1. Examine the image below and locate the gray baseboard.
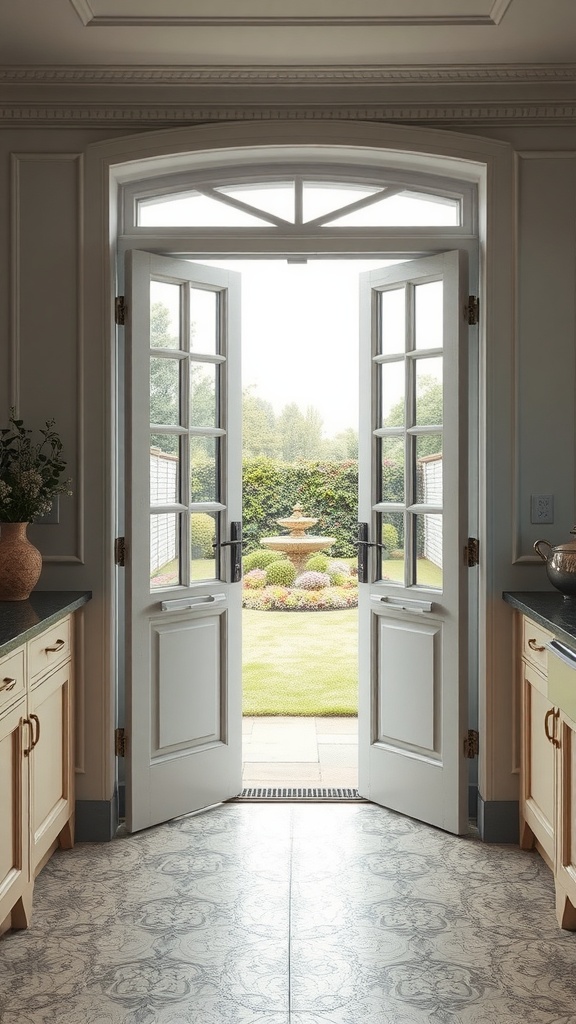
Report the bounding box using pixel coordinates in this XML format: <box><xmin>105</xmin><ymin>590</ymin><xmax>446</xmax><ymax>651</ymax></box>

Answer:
<box><xmin>75</xmin><ymin>796</ymin><xmax>119</xmax><ymax>842</ymax></box>
<box><xmin>468</xmin><ymin>783</ymin><xmax>478</xmax><ymax>819</ymax></box>
<box><xmin>477</xmin><ymin>796</ymin><xmax>519</xmax><ymax>844</ymax></box>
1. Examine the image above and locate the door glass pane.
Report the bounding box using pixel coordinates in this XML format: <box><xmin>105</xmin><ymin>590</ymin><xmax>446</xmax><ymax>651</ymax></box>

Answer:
<box><xmin>415</xmin><ymin>513</ymin><xmax>443</xmax><ymax>589</ymax></box>
<box><xmin>150</xmin><ymin>282</ymin><xmax>180</xmax><ymax>349</ymax></box>
<box><xmin>415</xmin><ymin>357</ymin><xmax>443</xmax><ymax>427</ymax></box>
<box><xmin>150</xmin><ymin>434</ymin><xmax>179</xmax><ymax>506</ymax></box>
<box><xmin>381</xmin><ymin>437</ymin><xmax>404</xmax><ymax>503</ymax></box>
<box><xmin>380</xmin><ymin>360</ymin><xmax>405</xmax><ymax>427</ymax></box>
<box><xmin>150</xmin><ymin>357</ymin><xmax>180</xmax><ymax>425</ymax></box>
<box><xmin>190</xmin><ymin>288</ymin><xmax>218</xmax><ymax>356</ymax></box>
<box><xmin>380</xmin><ymin>511</ymin><xmax>404</xmax><ymax>583</ymax></box>
<box><xmin>190</xmin><ymin>362</ymin><xmax>217</xmax><ymax>428</ymax></box>
<box><xmin>191</xmin><ymin>512</ymin><xmax>218</xmax><ymax>581</ymax></box>
<box><xmin>416</xmin><ymin>435</ymin><xmax>443</xmax><ymax>506</ymax></box>
<box><xmin>415</xmin><ymin>281</ymin><xmax>443</xmax><ymax>350</ymax></box>
<box><xmin>190</xmin><ymin>437</ymin><xmax>218</xmax><ymax>504</ymax></box>
<box><xmin>379</xmin><ymin>289</ymin><xmax>405</xmax><ymax>356</ymax></box>
<box><xmin>150</xmin><ymin>513</ymin><xmax>180</xmax><ymax>589</ymax></box>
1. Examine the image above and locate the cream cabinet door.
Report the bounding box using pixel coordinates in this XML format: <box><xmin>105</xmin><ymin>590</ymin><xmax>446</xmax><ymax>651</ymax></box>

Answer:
<box><xmin>555</xmin><ymin>712</ymin><xmax>576</xmax><ymax>929</ymax></box>
<box><xmin>520</xmin><ymin>660</ymin><xmax>557</xmax><ymax>865</ymax></box>
<box><xmin>29</xmin><ymin>661</ymin><xmax>74</xmax><ymax>873</ymax></box>
<box><xmin>0</xmin><ymin>700</ymin><xmax>31</xmax><ymax>931</ymax></box>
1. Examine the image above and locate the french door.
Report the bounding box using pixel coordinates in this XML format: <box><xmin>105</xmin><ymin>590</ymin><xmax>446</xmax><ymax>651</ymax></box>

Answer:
<box><xmin>357</xmin><ymin>252</ymin><xmax>470</xmax><ymax>834</ymax></box>
<box><xmin>124</xmin><ymin>251</ymin><xmax>242</xmax><ymax>833</ymax></box>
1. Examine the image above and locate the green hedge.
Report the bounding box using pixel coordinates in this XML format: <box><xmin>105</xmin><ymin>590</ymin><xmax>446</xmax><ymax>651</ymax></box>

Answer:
<box><xmin>242</xmin><ymin>457</ymin><xmax>360</xmax><ymax>557</ymax></box>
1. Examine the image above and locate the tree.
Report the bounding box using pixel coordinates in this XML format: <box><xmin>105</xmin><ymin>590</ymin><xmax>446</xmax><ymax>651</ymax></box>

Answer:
<box><xmin>384</xmin><ymin>375</ymin><xmax>443</xmax><ymax>458</ymax></box>
<box><xmin>277</xmin><ymin>403</ymin><xmax>324</xmax><ymax>461</ymax></box>
<box><xmin>242</xmin><ymin>388</ymin><xmax>281</xmax><ymax>458</ymax></box>
<box><xmin>320</xmin><ymin>427</ymin><xmax>358</xmax><ymax>460</ymax></box>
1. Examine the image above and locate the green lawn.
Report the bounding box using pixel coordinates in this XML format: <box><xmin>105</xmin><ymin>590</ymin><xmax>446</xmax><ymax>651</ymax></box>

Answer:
<box><xmin>242</xmin><ymin>607</ymin><xmax>358</xmax><ymax>716</ymax></box>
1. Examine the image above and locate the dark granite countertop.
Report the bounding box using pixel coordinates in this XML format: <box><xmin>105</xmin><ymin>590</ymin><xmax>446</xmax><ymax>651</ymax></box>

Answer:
<box><xmin>0</xmin><ymin>591</ymin><xmax>92</xmax><ymax>657</ymax></box>
<box><xmin>503</xmin><ymin>591</ymin><xmax>576</xmax><ymax>649</ymax></box>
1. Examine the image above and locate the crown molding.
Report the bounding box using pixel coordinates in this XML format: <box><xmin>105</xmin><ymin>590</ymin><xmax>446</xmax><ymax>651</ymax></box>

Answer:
<box><xmin>1</xmin><ymin>102</ymin><xmax>575</xmax><ymax>126</ymax></box>
<box><xmin>1</xmin><ymin>62</ymin><xmax>576</xmax><ymax>87</ymax></box>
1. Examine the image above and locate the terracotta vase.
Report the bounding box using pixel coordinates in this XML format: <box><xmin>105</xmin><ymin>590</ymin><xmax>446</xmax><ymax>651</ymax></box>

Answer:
<box><xmin>0</xmin><ymin>522</ymin><xmax>43</xmax><ymax>601</ymax></box>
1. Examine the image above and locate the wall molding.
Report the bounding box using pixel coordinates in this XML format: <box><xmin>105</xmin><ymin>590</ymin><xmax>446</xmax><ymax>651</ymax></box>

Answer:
<box><xmin>2</xmin><ymin>102</ymin><xmax>576</xmax><ymax>127</ymax></box>
<box><xmin>1</xmin><ymin>61</ymin><xmax>575</xmax><ymax>86</ymax></box>
<box><xmin>10</xmin><ymin>152</ymin><xmax>85</xmax><ymax>565</ymax></box>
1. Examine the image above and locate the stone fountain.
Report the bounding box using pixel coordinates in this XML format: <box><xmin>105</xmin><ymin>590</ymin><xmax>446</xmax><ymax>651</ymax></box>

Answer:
<box><xmin>260</xmin><ymin>504</ymin><xmax>335</xmax><ymax>574</ymax></box>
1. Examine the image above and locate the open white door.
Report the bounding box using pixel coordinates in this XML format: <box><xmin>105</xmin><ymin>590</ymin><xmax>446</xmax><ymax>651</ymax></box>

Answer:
<box><xmin>124</xmin><ymin>251</ymin><xmax>242</xmax><ymax>833</ymax></box>
<box><xmin>358</xmin><ymin>252</ymin><xmax>470</xmax><ymax>834</ymax></box>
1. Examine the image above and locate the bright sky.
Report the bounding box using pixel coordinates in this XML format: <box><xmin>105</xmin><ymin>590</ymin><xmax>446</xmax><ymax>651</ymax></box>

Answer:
<box><xmin>204</xmin><ymin>258</ymin><xmax>395</xmax><ymax>436</ymax></box>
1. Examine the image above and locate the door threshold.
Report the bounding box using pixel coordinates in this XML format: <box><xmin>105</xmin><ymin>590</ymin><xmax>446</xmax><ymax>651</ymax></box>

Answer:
<box><xmin>232</xmin><ymin>787</ymin><xmax>367</xmax><ymax>802</ymax></box>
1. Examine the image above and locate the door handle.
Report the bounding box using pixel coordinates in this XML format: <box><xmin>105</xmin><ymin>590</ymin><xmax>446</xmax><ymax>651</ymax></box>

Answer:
<box><xmin>23</xmin><ymin>717</ymin><xmax>34</xmax><ymax>757</ymax></box>
<box><xmin>30</xmin><ymin>713</ymin><xmax>41</xmax><ymax>751</ymax></box>
<box><xmin>161</xmin><ymin>593</ymin><xmax>226</xmax><ymax>612</ymax></box>
<box><xmin>212</xmin><ymin>521</ymin><xmax>245</xmax><ymax>583</ymax></box>
<box><xmin>544</xmin><ymin>707</ymin><xmax>560</xmax><ymax>747</ymax></box>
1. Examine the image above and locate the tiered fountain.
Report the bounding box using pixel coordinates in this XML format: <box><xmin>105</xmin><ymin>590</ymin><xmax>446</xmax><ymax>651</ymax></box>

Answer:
<box><xmin>260</xmin><ymin>504</ymin><xmax>335</xmax><ymax>574</ymax></box>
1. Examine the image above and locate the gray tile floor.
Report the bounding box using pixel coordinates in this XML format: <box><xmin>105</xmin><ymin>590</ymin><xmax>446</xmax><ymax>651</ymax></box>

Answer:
<box><xmin>2</xmin><ymin>803</ymin><xmax>576</xmax><ymax>1023</ymax></box>
<box><xmin>242</xmin><ymin>717</ymin><xmax>358</xmax><ymax>789</ymax></box>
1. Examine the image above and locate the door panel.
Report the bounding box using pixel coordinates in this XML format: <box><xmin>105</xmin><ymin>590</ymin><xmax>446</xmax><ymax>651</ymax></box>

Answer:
<box><xmin>358</xmin><ymin>251</ymin><xmax>469</xmax><ymax>835</ymax></box>
<box><xmin>125</xmin><ymin>251</ymin><xmax>242</xmax><ymax>833</ymax></box>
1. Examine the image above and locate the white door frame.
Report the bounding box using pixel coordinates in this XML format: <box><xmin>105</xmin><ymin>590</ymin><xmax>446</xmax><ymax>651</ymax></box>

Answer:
<box><xmin>83</xmin><ymin>121</ymin><xmax>516</xmax><ymax>835</ymax></box>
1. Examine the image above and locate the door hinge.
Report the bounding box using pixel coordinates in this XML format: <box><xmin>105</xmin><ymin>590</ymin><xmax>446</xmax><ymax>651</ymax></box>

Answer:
<box><xmin>464</xmin><ymin>729</ymin><xmax>479</xmax><ymax>759</ymax></box>
<box><xmin>114</xmin><ymin>536</ymin><xmax>126</xmax><ymax>567</ymax></box>
<box><xmin>464</xmin><ymin>537</ymin><xmax>479</xmax><ymax>567</ymax></box>
<box><xmin>115</xmin><ymin>727</ymin><xmax>127</xmax><ymax>758</ymax></box>
<box><xmin>115</xmin><ymin>295</ymin><xmax>127</xmax><ymax>326</ymax></box>
<box><xmin>466</xmin><ymin>295</ymin><xmax>479</xmax><ymax>326</ymax></box>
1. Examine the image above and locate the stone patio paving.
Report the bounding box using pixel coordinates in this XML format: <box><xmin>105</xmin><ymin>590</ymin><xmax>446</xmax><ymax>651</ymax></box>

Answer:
<box><xmin>242</xmin><ymin>715</ymin><xmax>358</xmax><ymax>789</ymax></box>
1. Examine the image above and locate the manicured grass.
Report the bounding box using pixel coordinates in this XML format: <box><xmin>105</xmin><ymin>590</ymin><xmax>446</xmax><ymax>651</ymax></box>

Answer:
<box><xmin>242</xmin><ymin>607</ymin><xmax>358</xmax><ymax>716</ymax></box>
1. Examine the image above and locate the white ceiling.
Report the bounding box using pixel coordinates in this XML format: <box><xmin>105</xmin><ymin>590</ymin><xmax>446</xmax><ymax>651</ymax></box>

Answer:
<box><xmin>0</xmin><ymin>0</ymin><xmax>575</xmax><ymax>67</ymax></box>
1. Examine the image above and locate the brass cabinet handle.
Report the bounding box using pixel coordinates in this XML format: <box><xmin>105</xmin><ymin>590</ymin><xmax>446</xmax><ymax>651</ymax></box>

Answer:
<box><xmin>23</xmin><ymin>717</ymin><xmax>33</xmax><ymax>757</ymax></box>
<box><xmin>544</xmin><ymin>707</ymin><xmax>560</xmax><ymax>747</ymax></box>
<box><xmin>528</xmin><ymin>638</ymin><xmax>545</xmax><ymax>653</ymax></box>
<box><xmin>0</xmin><ymin>677</ymin><xmax>17</xmax><ymax>691</ymax></box>
<box><xmin>30</xmin><ymin>713</ymin><xmax>41</xmax><ymax>751</ymax></box>
<box><xmin>45</xmin><ymin>639</ymin><xmax>65</xmax><ymax>653</ymax></box>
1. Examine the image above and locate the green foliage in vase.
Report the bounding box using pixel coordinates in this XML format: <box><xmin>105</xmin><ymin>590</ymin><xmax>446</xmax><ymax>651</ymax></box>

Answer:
<box><xmin>0</xmin><ymin>411</ymin><xmax>72</xmax><ymax>523</ymax></box>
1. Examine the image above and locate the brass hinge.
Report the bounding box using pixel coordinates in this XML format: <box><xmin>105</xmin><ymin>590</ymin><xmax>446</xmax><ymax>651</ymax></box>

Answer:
<box><xmin>464</xmin><ymin>729</ymin><xmax>479</xmax><ymax>759</ymax></box>
<box><xmin>464</xmin><ymin>537</ymin><xmax>479</xmax><ymax>567</ymax></box>
<box><xmin>466</xmin><ymin>295</ymin><xmax>479</xmax><ymax>326</ymax></box>
<box><xmin>114</xmin><ymin>536</ymin><xmax>126</xmax><ymax>567</ymax></box>
<box><xmin>115</xmin><ymin>727</ymin><xmax>127</xmax><ymax>758</ymax></box>
<box><xmin>115</xmin><ymin>295</ymin><xmax>127</xmax><ymax>326</ymax></box>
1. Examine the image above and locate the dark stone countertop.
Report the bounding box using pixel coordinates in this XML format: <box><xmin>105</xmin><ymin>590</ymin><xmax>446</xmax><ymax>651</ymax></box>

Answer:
<box><xmin>503</xmin><ymin>591</ymin><xmax>576</xmax><ymax>649</ymax></box>
<box><xmin>0</xmin><ymin>591</ymin><xmax>92</xmax><ymax>657</ymax></box>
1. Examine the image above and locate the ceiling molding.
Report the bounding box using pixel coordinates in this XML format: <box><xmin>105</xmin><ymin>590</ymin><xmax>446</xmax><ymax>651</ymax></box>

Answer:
<box><xmin>1</xmin><ymin>62</ymin><xmax>575</xmax><ymax>86</ymax></box>
<box><xmin>69</xmin><ymin>0</ymin><xmax>513</xmax><ymax>28</ymax></box>
<box><xmin>1</xmin><ymin>101</ymin><xmax>575</xmax><ymax>127</ymax></box>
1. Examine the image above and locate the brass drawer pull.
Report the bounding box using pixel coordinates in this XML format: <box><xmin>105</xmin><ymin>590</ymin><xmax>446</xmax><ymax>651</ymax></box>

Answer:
<box><xmin>528</xmin><ymin>638</ymin><xmax>545</xmax><ymax>653</ymax></box>
<box><xmin>44</xmin><ymin>639</ymin><xmax>66</xmax><ymax>654</ymax></box>
<box><xmin>0</xmin><ymin>677</ymin><xmax>17</xmax><ymax>691</ymax></box>
<box><xmin>544</xmin><ymin>707</ymin><xmax>560</xmax><ymax>747</ymax></box>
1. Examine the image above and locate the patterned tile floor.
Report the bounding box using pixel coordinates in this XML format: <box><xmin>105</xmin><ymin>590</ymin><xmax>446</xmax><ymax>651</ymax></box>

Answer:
<box><xmin>242</xmin><ymin>717</ymin><xmax>358</xmax><ymax>789</ymax></box>
<box><xmin>2</xmin><ymin>803</ymin><xmax>576</xmax><ymax>1023</ymax></box>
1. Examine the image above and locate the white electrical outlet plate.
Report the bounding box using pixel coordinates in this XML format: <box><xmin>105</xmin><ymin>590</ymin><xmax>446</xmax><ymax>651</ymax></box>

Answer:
<box><xmin>531</xmin><ymin>494</ymin><xmax>554</xmax><ymax>525</ymax></box>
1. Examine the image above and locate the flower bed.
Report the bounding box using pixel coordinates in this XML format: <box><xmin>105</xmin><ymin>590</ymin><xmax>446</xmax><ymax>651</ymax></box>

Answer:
<box><xmin>242</xmin><ymin>584</ymin><xmax>358</xmax><ymax>611</ymax></box>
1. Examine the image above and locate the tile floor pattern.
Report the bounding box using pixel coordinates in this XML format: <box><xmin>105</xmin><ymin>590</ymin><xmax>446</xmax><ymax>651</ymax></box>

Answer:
<box><xmin>242</xmin><ymin>717</ymin><xmax>358</xmax><ymax>789</ymax></box>
<box><xmin>2</xmin><ymin>804</ymin><xmax>576</xmax><ymax>1023</ymax></box>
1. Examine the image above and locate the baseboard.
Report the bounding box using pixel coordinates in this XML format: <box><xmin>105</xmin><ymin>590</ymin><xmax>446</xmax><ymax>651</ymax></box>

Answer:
<box><xmin>477</xmin><ymin>796</ymin><xmax>519</xmax><ymax>844</ymax></box>
<box><xmin>468</xmin><ymin>783</ymin><xmax>478</xmax><ymax>819</ymax></box>
<box><xmin>75</xmin><ymin>796</ymin><xmax>119</xmax><ymax>842</ymax></box>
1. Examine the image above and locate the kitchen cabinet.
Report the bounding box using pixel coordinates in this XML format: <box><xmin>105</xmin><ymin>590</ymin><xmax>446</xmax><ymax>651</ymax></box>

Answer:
<box><xmin>0</xmin><ymin>594</ymin><xmax>89</xmax><ymax>936</ymax></box>
<box><xmin>516</xmin><ymin>609</ymin><xmax>576</xmax><ymax>929</ymax></box>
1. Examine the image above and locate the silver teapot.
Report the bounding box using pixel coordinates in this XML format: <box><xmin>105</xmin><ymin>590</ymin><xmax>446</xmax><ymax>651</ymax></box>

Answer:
<box><xmin>534</xmin><ymin>527</ymin><xmax>576</xmax><ymax>597</ymax></box>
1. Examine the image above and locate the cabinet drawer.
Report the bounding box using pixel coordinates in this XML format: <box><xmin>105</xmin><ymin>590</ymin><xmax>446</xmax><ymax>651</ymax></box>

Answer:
<box><xmin>0</xmin><ymin>648</ymin><xmax>25</xmax><ymax>714</ymax></box>
<box><xmin>522</xmin><ymin>616</ymin><xmax>553</xmax><ymax>675</ymax></box>
<box><xmin>28</xmin><ymin>617</ymin><xmax>71</xmax><ymax>683</ymax></box>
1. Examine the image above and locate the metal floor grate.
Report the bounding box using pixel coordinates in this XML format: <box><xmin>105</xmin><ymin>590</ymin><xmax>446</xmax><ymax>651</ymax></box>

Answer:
<box><xmin>233</xmin><ymin>787</ymin><xmax>366</xmax><ymax>802</ymax></box>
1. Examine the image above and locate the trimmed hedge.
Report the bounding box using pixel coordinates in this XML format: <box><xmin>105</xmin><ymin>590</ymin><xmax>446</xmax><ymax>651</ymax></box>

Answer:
<box><xmin>242</xmin><ymin>457</ymin><xmax>360</xmax><ymax>557</ymax></box>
